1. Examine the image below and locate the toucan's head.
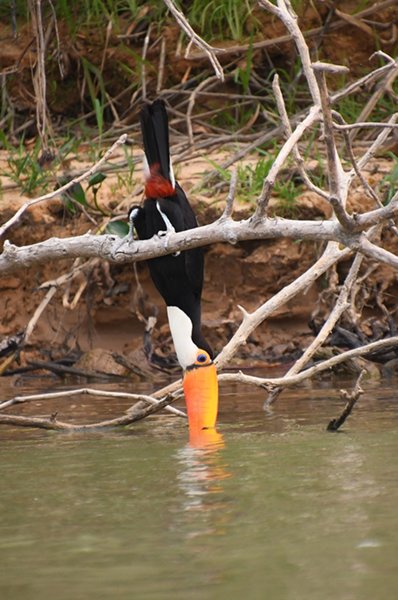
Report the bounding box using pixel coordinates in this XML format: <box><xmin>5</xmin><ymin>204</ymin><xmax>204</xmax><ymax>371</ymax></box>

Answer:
<box><xmin>167</xmin><ymin>306</ymin><xmax>218</xmax><ymax>432</ymax></box>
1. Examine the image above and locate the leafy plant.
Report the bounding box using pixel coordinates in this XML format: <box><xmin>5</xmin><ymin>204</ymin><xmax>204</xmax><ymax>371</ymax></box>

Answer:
<box><xmin>380</xmin><ymin>153</ymin><xmax>398</xmax><ymax>204</ymax></box>
<box><xmin>234</xmin><ymin>34</ymin><xmax>254</xmax><ymax>94</ymax></box>
<box><xmin>2</xmin><ymin>139</ymin><xmax>54</xmax><ymax>196</ymax></box>
<box><xmin>0</xmin><ymin>137</ymin><xmax>77</xmax><ymax>196</ymax></box>
<box><xmin>112</xmin><ymin>144</ymin><xmax>136</xmax><ymax>192</ymax></box>
<box><xmin>236</xmin><ymin>154</ymin><xmax>274</xmax><ymax>201</ymax></box>
<box><xmin>60</xmin><ymin>171</ymin><xmax>108</xmax><ymax>215</ymax></box>
<box><xmin>274</xmin><ymin>179</ymin><xmax>300</xmax><ymax>217</ymax></box>
<box><xmin>205</xmin><ymin>152</ymin><xmax>274</xmax><ymax>202</ymax></box>
<box><xmin>105</xmin><ymin>220</ymin><xmax>129</xmax><ymax>237</ymax></box>
<box><xmin>187</xmin><ymin>0</ymin><xmax>257</xmax><ymax>41</ymax></box>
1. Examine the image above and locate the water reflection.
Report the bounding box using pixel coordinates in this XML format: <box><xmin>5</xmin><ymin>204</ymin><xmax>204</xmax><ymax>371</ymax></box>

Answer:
<box><xmin>326</xmin><ymin>438</ymin><xmax>383</xmax><ymax>587</ymax></box>
<box><xmin>175</xmin><ymin>429</ymin><xmax>231</xmax><ymax>536</ymax></box>
<box><xmin>188</xmin><ymin>427</ymin><xmax>225</xmax><ymax>450</ymax></box>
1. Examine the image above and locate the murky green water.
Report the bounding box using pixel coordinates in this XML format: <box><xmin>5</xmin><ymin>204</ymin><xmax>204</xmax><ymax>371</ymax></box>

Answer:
<box><xmin>1</xmin><ymin>376</ymin><xmax>398</xmax><ymax>600</ymax></box>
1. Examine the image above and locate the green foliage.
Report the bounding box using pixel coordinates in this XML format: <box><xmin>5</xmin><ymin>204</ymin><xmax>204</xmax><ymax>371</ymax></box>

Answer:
<box><xmin>59</xmin><ymin>171</ymin><xmax>108</xmax><ymax>215</ymax></box>
<box><xmin>380</xmin><ymin>153</ymin><xmax>398</xmax><ymax>204</ymax></box>
<box><xmin>337</xmin><ymin>95</ymin><xmax>364</xmax><ymax>123</ymax></box>
<box><xmin>0</xmin><ymin>0</ymin><xmax>166</xmax><ymax>30</ymax></box>
<box><xmin>81</xmin><ymin>58</ymin><xmax>106</xmax><ymax>113</ymax></box>
<box><xmin>2</xmin><ymin>139</ymin><xmax>51</xmax><ymax>196</ymax></box>
<box><xmin>206</xmin><ymin>152</ymin><xmax>274</xmax><ymax>202</ymax></box>
<box><xmin>0</xmin><ymin>137</ymin><xmax>77</xmax><ymax>196</ymax></box>
<box><xmin>205</xmin><ymin>148</ymin><xmax>302</xmax><ymax>216</ymax></box>
<box><xmin>234</xmin><ymin>35</ymin><xmax>254</xmax><ymax>94</ymax></box>
<box><xmin>236</xmin><ymin>154</ymin><xmax>274</xmax><ymax>201</ymax></box>
<box><xmin>187</xmin><ymin>0</ymin><xmax>257</xmax><ymax>41</ymax></box>
<box><xmin>105</xmin><ymin>220</ymin><xmax>129</xmax><ymax>237</ymax></box>
<box><xmin>113</xmin><ymin>145</ymin><xmax>136</xmax><ymax>192</ymax></box>
<box><xmin>4</xmin><ymin>141</ymin><xmax>46</xmax><ymax>196</ymax></box>
<box><xmin>274</xmin><ymin>179</ymin><xmax>300</xmax><ymax>217</ymax></box>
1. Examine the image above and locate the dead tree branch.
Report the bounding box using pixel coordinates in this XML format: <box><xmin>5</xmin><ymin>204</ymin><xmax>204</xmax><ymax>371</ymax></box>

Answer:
<box><xmin>162</xmin><ymin>0</ymin><xmax>224</xmax><ymax>81</ymax></box>
<box><xmin>219</xmin><ymin>337</ymin><xmax>398</xmax><ymax>390</ymax></box>
<box><xmin>326</xmin><ymin>370</ymin><xmax>365</xmax><ymax>432</ymax></box>
<box><xmin>0</xmin><ymin>392</ymin><xmax>179</xmax><ymax>431</ymax></box>
<box><xmin>2</xmin><ymin>0</ymin><xmax>398</xmax><ymax>431</ymax></box>
<box><xmin>0</xmin><ymin>134</ymin><xmax>127</xmax><ymax>239</ymax></box>
<box><xmin>0</xmin><ymin>387</ymin><xmax>186</xmax><ymax>417</ymax></box>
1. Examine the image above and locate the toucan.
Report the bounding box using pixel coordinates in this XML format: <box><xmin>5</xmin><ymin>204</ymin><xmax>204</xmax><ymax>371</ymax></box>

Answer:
<box><xmin>129</xmin><ymin>99</ymin><xmax>218</xmax><ymax>433</ymax></box>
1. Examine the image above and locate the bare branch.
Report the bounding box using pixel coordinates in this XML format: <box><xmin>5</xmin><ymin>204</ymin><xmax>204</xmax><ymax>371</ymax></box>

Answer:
<box><xmin>141</xmin><ymin>22</ymin><xmax>152</xmax><ymax>100</ymax></box>
<box><xmin>0</xmin><ymin>218</ymin><xmax>342</xmax><ymax>276</ymax></box>
<box><xmin>259</xmin><ymin>0</ymin><xmax>321</xmax><ymax>105</ymax></box>
<box><xmin>219</xmin><ymin>337</ymin><xmax>398</xmax><ymax>389</ymax></box>
<box><xmin>355</xmin><ymin>236</ymin><xmax>398</xmax><ymax>269</ymax></box>
<box><xmin>312</xmin><ymin>61</ymin><xmax>353</xmax><ymax>228</ymax></box>
<box><xmin>220</xmin><ymin>168</ymin><xmax>237</xmax><ymax>221</ymax></box>
<box><xmin>348</xmin><ymin>63</ymin><xmax>398</xmax><ymax>142</ymax></box>
<box><xmin>216</xmin><ymin>243</ymin><xmax>351</xmax><ymax>369</ymax></box>
<box><xmin>0</xmin><ymin>393</ymin><xmax>179</xmax><ymax>431</ymax></box>
<box><xmin>326</xmin><ymin>370</ymin><xmax>365</xmax><ymax>431</ymax></box>
<box><xmin>186</xmin><ymin>75</ymin><xmax>219</xmax><ymax>145</ymax></box>
<box><xmin>272</xmin><ymin>73</ymin><xmax>328</xmax><ymax>199</ymax></box>
<box><xmin>0</xmin><ymin>387</ymin><xmax>186</xmax><ymax>417</ymax></box>
<box><xmin>162</xmin><ymin>0</ymin><xmax>224</xmax><ymax>81</ymax></box>
<box><xmin>254</xmin><ymin>105</ymin><xmax>321</xmax><ymax>219</ymax></box>
<box><xmin>265</xmin><ymin>252</ymin><xmax>365</xmax><ymax>405</ymax></box>
<box><xmin>0</xmin><ymin>134</ymin><xmax>128</xmax><ymax>239</ymax></box>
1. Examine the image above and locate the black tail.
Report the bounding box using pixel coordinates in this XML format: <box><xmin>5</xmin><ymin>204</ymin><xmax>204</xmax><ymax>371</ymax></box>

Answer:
<box><xmin>140</xmin><ymin>99</ymin><xmax>172</xmax><ymax>183</ymax></box>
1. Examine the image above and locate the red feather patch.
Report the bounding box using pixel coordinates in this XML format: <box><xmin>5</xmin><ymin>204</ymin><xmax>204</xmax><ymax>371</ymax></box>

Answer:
<box><xmin>144</xmin><ymin>164</ymin><xmax>175</xmax><ymax>198</ymax></box>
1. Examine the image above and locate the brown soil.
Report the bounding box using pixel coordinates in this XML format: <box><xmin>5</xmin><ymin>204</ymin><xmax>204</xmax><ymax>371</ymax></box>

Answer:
<box><xmin>1</xmin><ymin>150</ymin><xmax>397</xmax><ymax>378</ymax></box>
<box><xmin>1</xmin><ymin>3</ymin><xmax>398</xmax><ymax>378</ymax></box>
<box><xmin>1</xmin><ymin>2</ymin><xmax>397</xmax><ymax>131</ymax></box>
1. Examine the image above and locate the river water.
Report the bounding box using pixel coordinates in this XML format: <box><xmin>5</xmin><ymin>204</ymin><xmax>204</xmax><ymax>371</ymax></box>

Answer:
<box><xmin>0</xmin><ymin>374</ymin><xmax>398</xmax><ymax>600</ymax></box>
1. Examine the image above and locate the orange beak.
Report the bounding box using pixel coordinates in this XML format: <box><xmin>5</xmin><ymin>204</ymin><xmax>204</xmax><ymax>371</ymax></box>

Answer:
<box><xmin>183</xmin><ymin>363</ymin><xmax>218</xmax><ymax>432</ymax></box>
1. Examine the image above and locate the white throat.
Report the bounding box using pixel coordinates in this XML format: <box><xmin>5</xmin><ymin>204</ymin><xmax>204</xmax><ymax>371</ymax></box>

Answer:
<box><xmin>167</xmin><ymin>306</ymin><xmax>198</xmax><ymax>369</ymax></box>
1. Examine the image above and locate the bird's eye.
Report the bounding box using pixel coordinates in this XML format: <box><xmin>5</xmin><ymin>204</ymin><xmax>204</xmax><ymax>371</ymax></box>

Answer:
<box><xmin>195</xmin><ymin>351</ymin><xmax>211</xmax><ymax>365</ymax></box>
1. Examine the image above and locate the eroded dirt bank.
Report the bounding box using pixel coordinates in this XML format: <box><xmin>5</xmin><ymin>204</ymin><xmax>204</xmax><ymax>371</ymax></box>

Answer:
<box><xmin>1</xmin><ymin>152</ymin><xmax>398</xmax><ymax>380</ymax></box>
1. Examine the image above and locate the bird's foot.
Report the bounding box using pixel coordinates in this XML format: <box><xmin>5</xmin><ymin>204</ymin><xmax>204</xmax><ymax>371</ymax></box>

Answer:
<box><xmin>112</xmin><ymin>225</ymin><xmax>135</xmax><ymax>258</ymax></box>
<box><xmin>155</xmin><ymin>230</ymin><xmax>180</xmax><ymax>256</ymax></box>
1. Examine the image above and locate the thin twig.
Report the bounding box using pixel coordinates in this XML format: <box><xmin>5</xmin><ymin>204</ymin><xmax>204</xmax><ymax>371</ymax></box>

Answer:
<box><xmin>186</xmin><ymin>75</ymin><xmax>219</xmax><ymax>145</ymax></box>
<box><xmin>272</xmin><ymin>73</ymin><xmax>328</xmax><ymax>200</ymax></box>
<box><xmin>0</xmin><ymin>387</ymin><xmax>186</xmax><ymax>417</ymax></box>
<box><xmin>0</xmin><ymin>134</ymin><xmax>127</xmax><ymax>239</ymax></box>
<box><xmin>162</xmin><ymin>0</ymin><xmax>224</xmax><ymax>81</ymax></box>
<box><xmin>326</xmin><ymin>370</ymin><xmax>365</xmax><ymax>431</ymax></box>
<box><xmin>141</xmin><ymin>22</ymin><xmax>152</xmax><ymax>100</ymax></box>
<box><xmin>156</xmin><ymin>35</ymin><xmax>166</xmax><ymax>94</ymax></box>
<box><xmin>219</xmin><ymin>337</ymin><xmax>398</xmax><ymax>389</ymax></box>
<box><xmin>265</xmin><ymin>252</ymin><xmax>366</xmax><ymax>406</ymax></box>
<box><xmin>220</xmin><ymin>167</ymin><xmax>237</xmax><ymax>220</ymax></box>
<box><xmin>0</xmin><ymin>393</ymin><xmax>179</xmax><ymax>430</ymax></box>
<box><xmin>312</xmin><ymin>61</ymin><xmax>354</xmax><ymax>229</ymax></box>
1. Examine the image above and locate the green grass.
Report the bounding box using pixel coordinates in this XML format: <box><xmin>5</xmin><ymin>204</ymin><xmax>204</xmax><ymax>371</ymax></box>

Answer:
<box><xmin>380</xmin><ymin>152</ymin><xmax>398</xmax><ymax>204</ymax></box>
<box><xmin>0</xmin><ymin>1</ymin><xmax>166</xmax><ymax>36</ymax></box>
<box><xmin>0</xmin><ymin>135</ymin><xmax>78</xmax><ymax>196</ymax></box>
<box><xmin>185</xmin><ymin>0</ymin><xmax>257</xmax><ymax>41</ymax></box>
<box><xmin>205</xmin><ymin>149</ymin><xmax>302</xmax><ymax>216</ymax></box>
<box><xmin>1</xmin><ymin>138</ymin><xmax>51</xmax><ymax>196</ymax></box>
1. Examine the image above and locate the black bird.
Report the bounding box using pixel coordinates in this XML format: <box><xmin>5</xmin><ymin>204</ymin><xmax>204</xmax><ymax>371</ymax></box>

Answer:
<box><xmin>130</xmin><ymin>99</ymin><xmax>218</xmax><ymax>432</ymax></box>
<box><xmin>130</xmin><ymin>99</ymin><xmax>212</xmax><ymax>362</ymax></box>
